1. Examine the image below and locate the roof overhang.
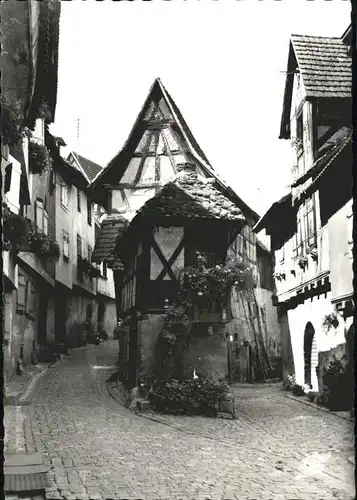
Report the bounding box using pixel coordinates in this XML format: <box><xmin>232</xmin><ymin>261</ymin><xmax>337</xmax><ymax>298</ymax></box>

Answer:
<box><xmin>253</xmin><ymin>193</ymin><xmax>292</xmax><ymax>234</ymax></box>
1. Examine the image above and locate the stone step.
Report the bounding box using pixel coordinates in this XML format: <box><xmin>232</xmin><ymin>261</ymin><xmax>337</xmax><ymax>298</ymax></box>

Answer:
<box><xmin>4</xmin><ymin>454</ymin><xmax>49</xmax><ymax>493</ymax></box>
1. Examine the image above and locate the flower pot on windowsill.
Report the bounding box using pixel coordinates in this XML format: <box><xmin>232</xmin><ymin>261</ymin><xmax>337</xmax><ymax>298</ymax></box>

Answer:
<box><xmin>297</xmin><ymin>257</ymin><xmax>308</xmax><ymax>270</ymax></box>
<box><xmin>310</xmin><ymin>250</ymin><xmax>318</xmax><ymax>261</ymax></box>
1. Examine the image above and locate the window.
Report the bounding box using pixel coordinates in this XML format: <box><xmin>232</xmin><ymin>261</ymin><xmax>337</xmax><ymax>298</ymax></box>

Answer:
<box><xmin>4</xmin><ymin>163</ymin><xmax>12</xmax><ymax>193</ymax></box>
<box><xmin>17</xmin><ymin>273</ymin><xmax>27</xmax><ymax>313</ymax></box>
<box><xmin>303</xmin><ymin>196</ymin><xmax>317</xmax><ymax>249</ymax></box>
<box><xmin>35</xmin><ymin>199</ymin><xmax>48</xmax><ymax>235</ymax></box>
<box><xmin>61</xmin><ymin>183</ymin><xmax>69</xmax><ymax>209</ymax></box>
<box><xmin>63</xmin><ymin>231</ymin><xmax>70</xmax><ymax>260</ymax></box>
<box><xmin>26</xmin><ymin>280</ymin><xmax>36</xmax><ymax>318</ymax></box>
<box><xmin>296</xmin><ymin>112</ymin><xmax>304</xmax><ymax>154</ymax></box>
<box><xmin>276</xmin><ymin>246</ymin><xmax>285</xmax><ymax>265</ymax></box>
<box><xmin>77</xmin><ymin>189</ymin><xmax>81</xmax><ymax>212</ymax></box>
<box><xmin>77</xmin><ymin>234</ymin><xmax>82</xmax><ymax>259</ymax></box>
<box><xmin>101</xmin><ymin>260</ymin><xmax>108</xmax><ymax>279</ymax></box>
<box><xmin>87</xmin><ymin>199</ymin><xmax>92</xmax><ymax>226</ymax></box>
<box><xmin>292</xmin><ymin>214</ymin><xmax>303</xmax><ymax>258</ymax></box>
<box><xmin>88</xmin><ymin>245</ymin><xmax>92</xmax><ymax>262</ymax></box>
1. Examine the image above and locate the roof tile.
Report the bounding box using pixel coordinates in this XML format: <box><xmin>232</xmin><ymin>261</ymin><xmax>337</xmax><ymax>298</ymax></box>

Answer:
<box><xmin>92</xmin><ymin>214</ymin><xmax>128</xmax><ymax>262</ymax></box>
<box><xmin>72</xmin><ymin>152</ymin><xmax>103</xmax><ymax>182</ymax></box>
<box><xmin>291</xmin><ymin>34</ymin><xmax>351</xmax><ymax>98</ymax></box>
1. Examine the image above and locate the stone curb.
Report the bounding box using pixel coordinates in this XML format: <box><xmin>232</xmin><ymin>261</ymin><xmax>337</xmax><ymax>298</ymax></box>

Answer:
<box><xmin>4</xmin><ymin>349</ymin><xmax>75</xmax><ymax>406</ymax></box>
<box><xmin>285</xmin><ymin>392</ymin><xmax>354</xmax><ymax>421</ymax></box>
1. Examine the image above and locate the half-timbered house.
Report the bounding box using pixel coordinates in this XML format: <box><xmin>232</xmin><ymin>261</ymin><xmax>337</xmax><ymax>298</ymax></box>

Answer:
<box><xmin>254</xmin><ymin>26</ymin><xmax>353</xmax><ymax>394</ymax></box>
<box><xmin>91</xmin><ymin>79</ymin><xmax>281</xmax><ymax>386</ymax></box>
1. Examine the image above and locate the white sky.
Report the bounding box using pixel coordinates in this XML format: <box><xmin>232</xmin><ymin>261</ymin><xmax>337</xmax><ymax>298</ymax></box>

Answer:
<box><xmin>52</xmin><ymin>0</ymin><xmax>351</xmax><ymax>216</ymax></box>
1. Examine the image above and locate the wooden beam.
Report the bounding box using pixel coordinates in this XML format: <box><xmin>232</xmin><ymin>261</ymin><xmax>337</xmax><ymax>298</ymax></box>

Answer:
<box><xmin>156</xmin><ymin>237</ymin><xmax>185</xmax><ymax>280</ymax></box>
<box><xmin>134</xmin><ymin>130</ymin><xmax>154</xmax><ymax>185</ymax></box>
<box><xmin>103</xmin><ymin>182</ymin><xmax>162</xmax><ymax>190</ymax></box>
<box><xmin>150</xmin><ymin>235</ymin><xmax>177</xmax><ymax>281</ymax></box>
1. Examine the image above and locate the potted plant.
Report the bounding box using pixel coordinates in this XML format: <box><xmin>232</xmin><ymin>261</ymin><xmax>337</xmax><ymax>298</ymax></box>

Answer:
<box><xmin>2</xmin><ymin>203</ymin><xmax>31</xmax><ymax>253</ymax></box>
<box><xmin>29</xmin><ymin>141</ymin><xmax>52</xmax><ymax>175</ymax></box>
<box><xmin>297</xmin><ymin>256</ymin><xmax>308</xmax><ymax>269</ymax></box>
<box><xmin>307</xmin><ymin>245</ymin><xmax>318</xmax><ymax>261</ymax></box>
<box><xmin>322</xmin><ymin>356</ymin><xmax>353</xmax><ymax>411</ymax></box>
<box><xmin>29</xmin><ymin>230</ymin><xmax>60</xmax><ymax>262</ymax></box>
<box><xmin>0</xmin><ymin>94</ymin><xmax>30</xmax><ymax>146</ymax></box>
<box><xmin>322</xmin><ymin>312</ymin><xmax>339</xmax><ymax>333</ymax></box>
<box><xmin>87</xmin><ymin>264</ymin><xmax>101</xmax><ymax>279</ymax></box>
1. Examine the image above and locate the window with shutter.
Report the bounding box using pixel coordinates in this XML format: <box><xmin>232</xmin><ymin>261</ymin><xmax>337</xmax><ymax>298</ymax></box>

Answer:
<box><xmin>61</xmin><ymin>183</ymin><xmax>69</xmax><ymax>209</ymax></box>
<box><xmin>102</xmin><ymin>261</ymin><xmax>108</xmax><ymax>279</ymax></box>
<box><xmin>87</xmin><ymin>199</ymin><xmax>92</xmax><ymax>226</ymax></box>
<box><xmin>35</xmin><ymin>199</ymin><xmax>44</xmax><ymax>232</ymax></box>
<box><xmin>304</xmin><ymin>196</ymin><xmax>317</xmax><ymax>249</ymax></box>
<box><xmin>63</xmin><ymin>230</ymin><xmax>70</xmax><ymax>260</ymax></box>
<box><xmin>44</xmin><ymin>211</ymin><xmax>48</xmax><ymax>235</ymax></box>
<box><xmin>293</xmin><ymin>211</ymin><xmax>303</xmax><ymax>258</ymax></box>
<box><xmin>17</xmin><ymin>274</ymin><xmax>27</xmax><ymax>313</ymax></box>
<box><xmin>4</xmin><ymin>163</ymin><xmax>12</xmax><ymax>193</ymax></box>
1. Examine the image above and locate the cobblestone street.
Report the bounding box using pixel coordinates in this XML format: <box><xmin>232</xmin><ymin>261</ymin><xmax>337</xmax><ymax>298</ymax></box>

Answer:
<box><xmin>5</xmin><ymin>341</ymin><xmax>355</xmax><ymax>500</ymax></box>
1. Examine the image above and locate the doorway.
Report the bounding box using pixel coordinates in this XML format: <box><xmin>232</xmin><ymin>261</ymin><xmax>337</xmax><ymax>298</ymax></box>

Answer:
<box><xmin>38</xmin><ymin>292</ymin><xmax>48</xmax><ymax>346</ymax></box>
<box><xmin>97</xmin><ymin>302</ymin><xmax>105</xmax><ymax>326</ymax></box>
<box><xmin>304</xmin><ymin>322</ymin><xmax>318</xmax><ymax>389</ymax></box>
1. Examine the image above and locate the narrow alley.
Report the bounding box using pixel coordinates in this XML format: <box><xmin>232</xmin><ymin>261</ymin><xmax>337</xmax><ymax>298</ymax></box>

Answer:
<box><xmin>5</xmin><ymin>341</ymin><xmax>354</xmax><ymax>500</ymax></box>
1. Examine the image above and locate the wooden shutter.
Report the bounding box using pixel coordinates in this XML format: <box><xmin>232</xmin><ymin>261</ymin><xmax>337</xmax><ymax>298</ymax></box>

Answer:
<box><xmin>44</xmin><ymin>210</ymin><xmax>49</xmax><ymax>235</ymax></box>
<box><xmin>77</xmin><ymin>189</ymin><xmax>81</xmax><ymax>212</ymax></box>
<box><xmin>304</xmin><ymin>197</ymin><xmax>316</xmax><ymax>248</ymax></box>
<box><xmin>4</xmin><ymin>163</ymin><xmax>12</xmax><ymax>193</ymax></box>
<box><xmin>26</xmin><ymin>280</ymin><xmax>36</xmax><ymax>317</ymax></box>
<box><xmin>103</xmin><ymin>261</ymin><xmax>107</xmax><ymax>278</ymax></box>
<box><xmin>35</xmin><ymin>199</ymin><xmax>44</xmax><ymax>232</ymax></box>
<box><xmin>87</xmin><ymin>200</ymin><xmax>92</xmax><ymax>226</ymax></box>
<box><xmin>77</xmin><ymin>234</ymin><xmax>82</xmax><ymax>258</ymax></box>
<box><xmin>17</xmin><ymin>274</ymin><xmax>27</xmax><ymax>312</ymax></box>
<box><xmin>63</xmin><ymin>231</ymin><xmax>70</xmax><ymax>259</ymax></box>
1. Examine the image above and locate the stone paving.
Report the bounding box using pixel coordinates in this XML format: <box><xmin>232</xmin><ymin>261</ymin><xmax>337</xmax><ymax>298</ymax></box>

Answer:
<box><xmin>5</xmin><ymin>341</ymin><xmax>355</xmax><ymax>500</ymax></box>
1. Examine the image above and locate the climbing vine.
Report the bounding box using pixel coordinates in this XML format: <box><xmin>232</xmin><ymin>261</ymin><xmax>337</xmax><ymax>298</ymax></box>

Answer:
<box><xmin>154</xmin><ymin>253</ymin><xmax>255</xmax><ymax>381</ymax></box>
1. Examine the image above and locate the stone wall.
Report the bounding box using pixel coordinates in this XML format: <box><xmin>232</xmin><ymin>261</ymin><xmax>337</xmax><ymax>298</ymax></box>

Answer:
<box><xmin>183</xmin><ymin>323</ymin><xmax>228</xmax><ymax>380</ymax></box>
<box><xmin>279</xmin><ymin>312</ymin><xmax>295</xmax><ymax>385</ymax></box>
<box><xmin>137</xmin><ymin>315</ymin><xmax>229</xmax><ymax>382</ymax></box>
<box><xmin>138</xmin><ymin>314</ymin><xmax>165</xmax><ymax>376</ymax></box>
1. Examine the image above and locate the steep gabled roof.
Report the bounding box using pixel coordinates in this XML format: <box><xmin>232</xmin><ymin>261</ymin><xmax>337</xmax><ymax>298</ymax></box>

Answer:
<box><xmin>71</xmin><ymin>152</ymin><xmax>103</xmax><ymax>182</ymax></box>
<box><xmin>92</xmin><ymin>168</ymin><xmax>245</xmax><ymax>263</ymax></box>
<box><xmin>90</xmin><ymin>78</ymin><xmax>260</xmax><ymax>222</ymax></box>
<box><xmin>90</xmin><ymin>78</ymin><xmax>212</xmax><ymax>188</ymax></box>
<box><xmin>280</xmin><ymin>29</ymin><xmax>352</xmax><ymax>139</ymax></box>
